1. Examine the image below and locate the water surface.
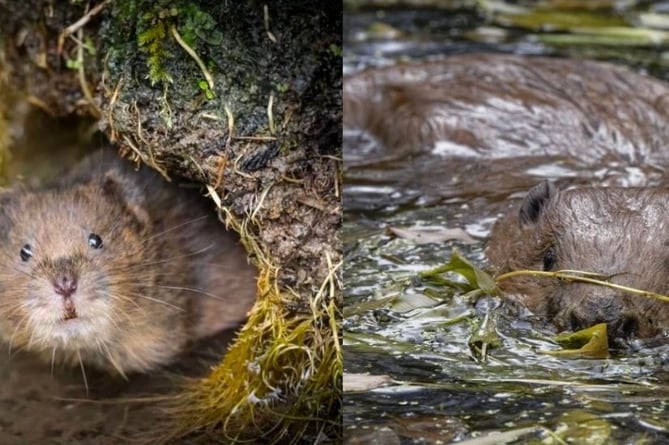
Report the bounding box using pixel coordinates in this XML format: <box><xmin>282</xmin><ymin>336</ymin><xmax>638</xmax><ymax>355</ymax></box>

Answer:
<box><xmin>344</xmin><ymin>3</ymin><xmax>669</xmax><ymax>444</ymax></box>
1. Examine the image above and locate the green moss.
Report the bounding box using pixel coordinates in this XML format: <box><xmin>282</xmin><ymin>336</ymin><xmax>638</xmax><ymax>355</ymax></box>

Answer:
<box><xmin>112</xmin><ymin>1</ymin><xmax>222</xmax><ymax>87</ymax></box>
<box><xmin>137</xmin><ymin>18</ymin><xmax>173</xmax><ymax>85</ymax></box>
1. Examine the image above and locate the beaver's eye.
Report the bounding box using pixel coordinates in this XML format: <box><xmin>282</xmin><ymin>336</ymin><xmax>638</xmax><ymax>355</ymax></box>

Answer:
<box><xmin>20</xmin><ymin>244</ymin><xmax>33</xmax><ymax>262</ymax></box>
<box><xmin>543</xmin><ymin>247</ymin><xmax>556</xmax><ymax>271</ymax></box>
<box><xmin>88</xmin><ymin>233</ymin><xmax>103</xmax><ymax>249</ymax></box>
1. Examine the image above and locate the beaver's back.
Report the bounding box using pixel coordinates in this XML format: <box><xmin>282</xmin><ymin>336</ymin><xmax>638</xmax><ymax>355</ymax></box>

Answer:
<box><xmin>345</xmin><ymin>54</ymin><xmax>669</xmax><ymax>165</ymax></box>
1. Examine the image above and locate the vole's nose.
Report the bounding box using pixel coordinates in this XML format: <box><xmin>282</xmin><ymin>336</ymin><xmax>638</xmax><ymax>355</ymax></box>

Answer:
<box><xmin>561</xmin><ymin>294</ymin><xmax>639</xmax><ymax>340</ymax></box>
<box><xmin>53</xmin><ymin>274</ymin><xmax>78</xmax><ymax>299</ymax></box>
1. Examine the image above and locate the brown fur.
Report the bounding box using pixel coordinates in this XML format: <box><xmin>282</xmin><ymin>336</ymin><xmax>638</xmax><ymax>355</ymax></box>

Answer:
<box><xmin>344</xmin><ymin>54</ymin><xmax>669</xmax><ymax>164</ymax></box>
<box><xmin>0</xmin><ymin>150</ymin><xmax>256</xmax><ymax>375</ymax></box>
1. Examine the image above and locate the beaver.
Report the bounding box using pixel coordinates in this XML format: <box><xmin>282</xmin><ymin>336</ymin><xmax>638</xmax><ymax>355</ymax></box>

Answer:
<box><xmin>344</xmin><ymin>54</ymin><xmax>669</xmax><ymax>167</ymax></box>
<box><xmin>345</xmin><ymin>54</ymin><xmax>669</xmax><ymax>341</ymax></box>
<box><xmin>0</xmin><ymin>149</ymin><xmax>257</xmax><ymax>376</ymax></box>
<box><xmin>486</xmin><ymin>181</ymin><xmax>669</xmax><ymax>341</ymax></box>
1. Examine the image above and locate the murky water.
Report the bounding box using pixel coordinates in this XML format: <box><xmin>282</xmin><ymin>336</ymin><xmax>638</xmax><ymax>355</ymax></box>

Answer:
<box><xmin>344</xmin><ymin>4</ymin><xmax>669</xmax><ymax>444</ymax></box>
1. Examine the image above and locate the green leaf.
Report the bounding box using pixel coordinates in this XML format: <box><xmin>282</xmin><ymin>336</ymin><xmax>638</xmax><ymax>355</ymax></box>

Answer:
<box><xmin>65</xmin><ymin>58</ymin><xmax>81</xmax><ymax>70</ymax></box>
<box><xmin>547</xmin><ymin>323</ymin><xmax>609</xmax><ymax>359</ymax></box>
<box><xmin>83</xmin><ymin>38</ymin><xmax>96</xmax><ymax>55</ymax></box>
<box><xmin>420</xmin><ymin>249</ymin><xmax>497</xmax><ymax>295</ymax></box>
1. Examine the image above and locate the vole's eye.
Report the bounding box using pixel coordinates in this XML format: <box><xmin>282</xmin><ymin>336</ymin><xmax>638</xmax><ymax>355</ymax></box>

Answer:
<box><xmin>543</xmin><ymin>247</ymin><xmax>556</xmax><ymax>271</ymax></box>
<box><xmin>20</xmin><ymin>244</ymin><xmax>33</xmax><ymax>262</ymax></box>
<box><xmin>88</xmin><ymin>233</ymin><xmax>103</xmax><ymax>249</ymax></box>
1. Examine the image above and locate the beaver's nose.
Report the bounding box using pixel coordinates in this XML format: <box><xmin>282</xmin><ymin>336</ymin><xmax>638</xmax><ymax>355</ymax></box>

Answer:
<box><xmin>560</xmin><ymin>294</ymin><xmax>639</xmax><ymax>340</ymax></box>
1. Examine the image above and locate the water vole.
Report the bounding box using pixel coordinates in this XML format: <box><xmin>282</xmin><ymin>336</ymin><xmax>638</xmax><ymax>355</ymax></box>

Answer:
<box><xmin>487</xmin><ymin>181</ymin><xmax>669</xmax><ymax>343</ymax></box>
<box><xmin>0</xmin><ymin>149</ymin><xmax>256</xmax><ymax>375</ymax></box>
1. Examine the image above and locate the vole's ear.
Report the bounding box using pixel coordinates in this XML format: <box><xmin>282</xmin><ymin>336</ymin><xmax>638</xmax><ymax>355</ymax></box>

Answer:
<box><xmin>100</xmin><ymin>171</ymin><xmax>151</xmax><ymax>228</ymax></box>
<box><xmin>0</xmin><ymin>193</ymin><xmax>14</xmax><ymax>239</ymax></box>
<box><xmin>519</xmin><ymin>180</ymin><xmax>556</xmax><ymax>226</ymax></box>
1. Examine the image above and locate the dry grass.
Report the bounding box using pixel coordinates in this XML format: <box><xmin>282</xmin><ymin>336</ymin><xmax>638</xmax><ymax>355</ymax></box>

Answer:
<box><xmin>154</xmin><ymin>189</ymin><xmax>342</xmax><ymax>444</ymax></box>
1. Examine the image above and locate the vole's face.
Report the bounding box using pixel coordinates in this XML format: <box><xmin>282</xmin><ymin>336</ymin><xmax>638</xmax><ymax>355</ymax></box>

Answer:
<box><xmin>0</xmin><ymin>183</ymin><xmax>152</xmax><ymax>355</ymax></box>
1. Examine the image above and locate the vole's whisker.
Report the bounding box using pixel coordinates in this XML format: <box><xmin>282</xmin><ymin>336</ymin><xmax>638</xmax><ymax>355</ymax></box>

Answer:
<box><xmin>100</xmin><ymin>311</ymin><xmax>121</xmax><ymax>330</ymax></box>
<box><xmin>50</xmin><ymin>346</ymin><xmax>57</xmax><ymax>375</ymax></box>
<box><xmin>114</xmin><ymin>243</ymin><xmax>217</xmax><ymax>272</ymax></box>
<box><xmin>101</xmin><ymin>341</ymin><xmax>128</xmax><ymax>380</ymax></box>
<box><xmin>0</xmin><ymin>304</ymin><xmax>26</xmax><ymax>322</ymax></box>
<box><xmin>101</xmin><ymin>291</ymin><xmax>146</xmax><ymax>314</ymax></box>
<box><xmin>156</xmin><ymin>285</ymin><xmax>224</xmax><ymax>300</ymax></box>
<box><xmin>7</xmin><ymin>320</ymin><xmax>27</xmax><ymax>358</ymax></box>
<box><xmin>140</xmin><ymin>215</ymin><xmax>209</xmax><ymax>244</ymax></box>
<box><xmin>10</xmin><ymin>266</ymin><xmax>38</xmax><ymax>280</ymax></box>
<box><xmin>25</xmin><ymin>311</ymin><xmax>40</xmax><ymax>351</ymax></box>
<box><xmin>196</xmin><ymin>262</ymin><xmax>252</xmax><ymax>269</ymax></box>
<box><xmin>114</xmin><ymin>292</ymin><xmax>186</xmax><ymax>312</ymax></box>
<box><xmin>108</xmin><ymin>293</ymin><xmax>164</xmax><ymax>319</ymax></box>
<box><xmin>77</xmin><ymin>349</ymin><xmax>89</xmax><ymax>395</ymax></box>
